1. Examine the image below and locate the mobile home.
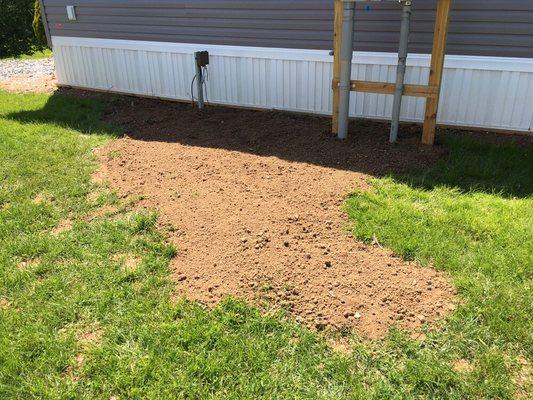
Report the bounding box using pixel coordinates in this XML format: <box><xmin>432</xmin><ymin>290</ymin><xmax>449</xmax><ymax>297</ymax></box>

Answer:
<box><xmin>39</xmin><ymin>0</ymin><xmax>533</xmax><ymax>133</ymax></box>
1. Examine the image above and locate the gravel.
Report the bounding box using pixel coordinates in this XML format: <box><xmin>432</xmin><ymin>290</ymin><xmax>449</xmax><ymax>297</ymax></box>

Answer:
<box><xmin>0</xmin><ymin>58</ymin><xmax>55</xmax><ymax>79</ymax></box>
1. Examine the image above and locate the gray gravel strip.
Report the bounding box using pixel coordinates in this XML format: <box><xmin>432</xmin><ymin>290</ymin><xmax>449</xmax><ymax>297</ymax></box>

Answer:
<box><xmin>0</xmin><ymin>58</ymin><xmax>55</xmax><ymax>79</ymax></box>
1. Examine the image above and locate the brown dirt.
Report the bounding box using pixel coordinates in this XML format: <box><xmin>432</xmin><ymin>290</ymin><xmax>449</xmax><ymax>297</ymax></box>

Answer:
<box><xmin>0</xmin><ymin>74</ymin><xmax>57</xmax><ymax>93</ymax></box>
<box><xmin>0</xmin><ymin>297</ymin><xmax>11</xmax><ymax>310</ymax></box>
<box><xmin>514</xmin><ymin>358</ymin><xmax>532</xmax><ymax>399</ymax></box>
<box><xmin>17</xmin><ymin>258</ymin><xmax>41</xmax><ymax>270</ymax></box>
<box><xmin>113</xmin><ymin>253</ymin><xmax>141</xmax><ymax>272</ymax></box>
<box><xmin>65</xmin><ymin>326</ymin><xmax>104</xmax><ymax>382</ymax></box>
<box><xmin>453</xmin><ymin>359</ymin><xmax>474</xmax><ymax>374</ymax></box>
<box><xmin>92</xmin><ymin>94</ymin><xmax>457</xmax><ymax>339</ymax></box>
<box><xmin>78</xmin><ymin>327</ymin><xmax>103</xmax><ymax>346</ymax></box>
<box><xmin>52</xmin><ymin>218</ymin><xmax>72</xmax><ymax>235</ymax></box>
<box><xmin>32</xmin><ymin>193</ymin><xmax>48</xmax><ymax>204</ymax></box>
<box><xmin>86</xmin><ymin>204</ymin><xmax>119</xmax><ymax>221</ymax></box>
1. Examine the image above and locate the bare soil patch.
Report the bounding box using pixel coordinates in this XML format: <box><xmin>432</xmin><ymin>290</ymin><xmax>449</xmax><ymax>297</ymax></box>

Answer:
<box><xmin>0</xmin><ymin>297</ymin><xmax>12</xmax><ymax>310</ymax></box>
<box><xmin>17</xmin><ymin>258</ymin><xmax>41</xmax><ymax>270</ymax></box>
<box><xmin>32</xmin><ymin>193</ymin><xmax>49</xmax><ymax>204</ymax></box>
<box><xmin>78</xmin><ymin>327</ymin><xmax>103</xmax><ymax>346</ymax></box>
<box><xmin>52</xmin><ymin>218</ymin><xmax>72</xmax><ymax>235</ymax></box>
<box><xmin>112</xmin><ymin>253</ymin><xmax>141</xmax><ymax>272</ymax></box>
<box><xmin>86</xmin><ymin>204</ymin><xmax>119</xmax><ymax>221</ymax></box>
<box><xmin>94</xmin><ymin>94</ymin><xmax>457</xmax><ymax>339</ymax></box>
<box><xmin>514</xmin><ymin>358</ymin><xmax>532</xmax><ymax>399</ymax></box>
<box><xmin>453</xmin><ymin>359</ymin><xmax>474</xmax><ymax>374</ymax></box>
<box><xmin>0</xmin><ymin>74</ymin><xmax>57</xmax><ymax>93</ymax></box>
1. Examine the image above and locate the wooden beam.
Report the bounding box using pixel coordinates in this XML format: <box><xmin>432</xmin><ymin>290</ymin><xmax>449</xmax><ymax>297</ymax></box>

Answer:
<box><xmin>352</xmin><ymin>81</ymin><xmax>438</xmax><ymax>98</ymax></box>
<box><xmin>331</xmin><ymin>0</ymin><xmax>342</xmax><ymax>134</ymax></box>
<box><xmin>331</xmin><ymin>79</ymin><xmax>438</xmax><ymax>98</ymax></box>
<box><xmin>422</xmin><ymin>0</ymin><xmax>452</xmax><ymax>145</ymax></box>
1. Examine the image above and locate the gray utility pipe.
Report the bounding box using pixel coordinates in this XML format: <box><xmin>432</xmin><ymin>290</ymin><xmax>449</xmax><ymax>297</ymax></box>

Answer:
<box><xmin>195</xmin><ymin>56</ymin><xmax>205</xmax><ymax>110</ymax></box>
<box><xmin>389</xmin><ymin>0</ymin><xmax>412</xmax><ymax>143</ymax></box>
<box><xmin>337</xmin><ymin>0</ymin><xmax>356</xmax><ymax>140</ymax></box>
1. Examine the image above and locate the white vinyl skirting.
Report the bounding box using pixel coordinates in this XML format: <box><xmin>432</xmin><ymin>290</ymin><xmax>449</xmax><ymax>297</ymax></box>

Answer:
<box><xmin>52</xmin><ymin>36</ymin><xmax>533</xmax><ymax>133</ymax></box>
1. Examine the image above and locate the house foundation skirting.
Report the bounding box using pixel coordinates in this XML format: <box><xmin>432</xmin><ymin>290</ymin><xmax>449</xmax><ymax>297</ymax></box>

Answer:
<box><xmin>53</xmin><ymin>36</ymin><xmax>533</xmax><ymax>133</ymax></box>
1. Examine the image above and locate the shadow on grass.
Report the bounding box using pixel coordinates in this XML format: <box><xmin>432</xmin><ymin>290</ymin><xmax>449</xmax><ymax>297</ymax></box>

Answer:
<box><xmin>7</xmin><ymin>88</ymin><xmax>533</xmax><ymax>198</ymax></box>
<box><xmin>5</xmin><ymin>89</ymin><xmax>121</xmax><ymax>138</ymax></box>
<box><xmin>396</xmin><ymin>134</ymin><xmax>533</xmax><ymax>198</ymax></box>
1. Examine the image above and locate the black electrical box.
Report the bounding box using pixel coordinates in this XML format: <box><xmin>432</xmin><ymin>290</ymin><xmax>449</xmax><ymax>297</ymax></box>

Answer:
<box><xmin>195</xmin><ymin>51</ymin><xmax>209</xmax><ymax>67</ymax></box>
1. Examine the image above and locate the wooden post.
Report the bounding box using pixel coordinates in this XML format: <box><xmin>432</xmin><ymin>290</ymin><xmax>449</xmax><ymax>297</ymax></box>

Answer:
<box><xmin>332</xmin><ymin>0</ymin><xmax>342</xmax><ymax>134</ymax></box>
<box><xmin>422</xmin><ymin>0</ymin><xmax>452</xmax><ymax>145</ymax></box>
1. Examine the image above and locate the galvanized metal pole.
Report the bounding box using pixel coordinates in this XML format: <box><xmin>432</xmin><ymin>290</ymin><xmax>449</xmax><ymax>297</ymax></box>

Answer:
<box><xmin>389</xmin><ymin>0</ymin><xmax>412</xmax><ymax>143</ymax></box>
<box><xmin>337</xmin><ymin>0</ymin><xmax>356</xmax><ymax>140</ymax></box>
<box><xmin>195</xmin><ymin>54</ymin><xmax>205</xmax><ymax>110</ymax></box>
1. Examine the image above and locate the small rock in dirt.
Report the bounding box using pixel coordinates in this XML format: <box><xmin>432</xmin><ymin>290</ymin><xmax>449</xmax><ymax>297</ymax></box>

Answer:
<box><xmin>324</xmin><ymin>261</ymin><xmax>332</xmax><ymax>268</ymax></box>
<box><xmin>315</xmin><ymin>321</ymin><xmax>327</xmax><ymax>330</ymax></box>
<box><xmin>343</xmin><ymin>311</ymin><xmax>354</xmax><ymax>318</ymax></box>
<box><xmin>354</xmin><ymin>312</ymin><xmax>361</xmax><ymax>319</ymax></box>
<box><xmin>177</xmin><ymin>275</ymin><xmax>187</xmax><ymax>281</ymax></box>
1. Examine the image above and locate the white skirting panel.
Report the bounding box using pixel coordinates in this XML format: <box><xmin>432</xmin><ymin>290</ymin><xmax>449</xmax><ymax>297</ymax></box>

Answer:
<box><xmin>52</xmin><ymin>36</ymin><xmax>533</xmax><ymax>133</ymax></box>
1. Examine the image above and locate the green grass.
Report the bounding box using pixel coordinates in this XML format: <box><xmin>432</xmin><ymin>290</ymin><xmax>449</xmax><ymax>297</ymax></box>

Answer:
<box><xmin>0</xmin><ymin>90</ymin><xmax>531</xmax><ymax>399</ymax></box>
<box><xmin>345</xmin><ymin>135</ymin><xmax>533</xmax><ymax>397</ymax></box>
<box><xmin>1</xmin><ymin>49</ymin><xmax>52</xmax><ymax>61</ymax></box>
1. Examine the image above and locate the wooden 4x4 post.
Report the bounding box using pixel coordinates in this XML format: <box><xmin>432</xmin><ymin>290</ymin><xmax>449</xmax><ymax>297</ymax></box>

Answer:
<box><xmin>331</xmin><ymin>0</ymin><xmax>453</xmax><ymax>145</ymax></box>
<box><xmin>422</xmin><ymin>0</ymin><xmax>452</xmax><ymax>145</ymax></box>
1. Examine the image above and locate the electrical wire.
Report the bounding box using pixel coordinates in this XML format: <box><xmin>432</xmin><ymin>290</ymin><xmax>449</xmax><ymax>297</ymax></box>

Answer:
<box><xmin>190</xmin><ymin>66</ymin><xmax>209</xmax><ymax>108</ymax></box>
<box><xmin>202</xmin><ymin>65</ymin><xmax>209</xmax><ymax>104</ymax></box>
<box><xmin>190</xmin><ymin>74</ymin><xmax>197</xmax><ymax>106</ymax></box>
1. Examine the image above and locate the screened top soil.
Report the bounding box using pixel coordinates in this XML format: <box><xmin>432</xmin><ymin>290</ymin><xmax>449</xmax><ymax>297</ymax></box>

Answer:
<box><xmin>95</xmin><ymin>93</ymin><xmax>456</xmax><ymax>339</ymax></box>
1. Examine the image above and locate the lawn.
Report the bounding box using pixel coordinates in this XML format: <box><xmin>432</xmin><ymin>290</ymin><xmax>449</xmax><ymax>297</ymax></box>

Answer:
<box><xmin>1</xmin><ymin>49</ymin><xmax>52</xmax><ymax>61</ymax></box>
<box><xmin>0</xmin><ymin>90</ymin><xmax>531</xmax><ymax>399</ymax></box>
